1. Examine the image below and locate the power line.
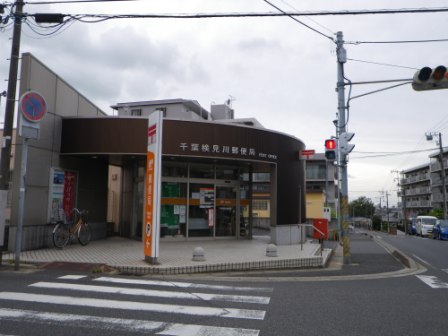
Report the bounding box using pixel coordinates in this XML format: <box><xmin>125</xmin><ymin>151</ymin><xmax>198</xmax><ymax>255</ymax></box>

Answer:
<box><xmin>19</xmin><ymin>3</ymin><xmax>448</xmax><ymax>16</ymax></box>
<box><xmin>276</xmin><ymin>0</ymin><xmax>335</xmax><ymax>35</ymax></box>
<box><xmin>261</xmin><ymin>0</ymin><xmax>333</xmax><ymax>41</ymax></box>
<box><xmin>351</xmin><ymin>147</ymin><xmax>438</xmax><ymax>159</ymax></box>
<box><xmin>351</xmin><ymin>38</ymin><xmax>448</xmax><ymax>45</ymax></box>
<box><xmin>25</xmin><ymin>0</ymin><xmax>144</xmax><ymax>4</ymax></box>
<box><xmin>347</xmin><ymin>58</ymin><xmax>419</xmax><ymax>70</ymax></box>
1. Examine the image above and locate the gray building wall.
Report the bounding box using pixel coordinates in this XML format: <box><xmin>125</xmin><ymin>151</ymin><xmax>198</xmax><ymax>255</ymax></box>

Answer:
<box><xmin>8</xmin><ymin>53</ymin><xmax>108</xmax><ymax>251</ymax></box>
<box><xmin>112</xmin><ymin>99</ymin><xmax>210</xmax><ymax>121</ymax></box>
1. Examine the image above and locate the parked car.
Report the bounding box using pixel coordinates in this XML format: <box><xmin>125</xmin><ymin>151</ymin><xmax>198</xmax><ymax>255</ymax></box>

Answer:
<box><xmin>407</xmin><ymin>218</ymin><xmax>417</xmax><ymax>235</ymax></box>
<box><xmin>416</xmin><ymin>215</ymin><xmax>438</xmax><ymax>237</ymax></box>
<box><xmin>432</xmin><ymin>220</ymin><xmax>448</xmax><ymax>240</ymax></box>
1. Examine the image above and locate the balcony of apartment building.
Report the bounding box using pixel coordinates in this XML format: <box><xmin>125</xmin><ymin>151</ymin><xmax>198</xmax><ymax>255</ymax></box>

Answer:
<box><xmin>406</xmin><ymin>199</ymin><xmax>432</xmax><ymax>208</ymax></box>
<box><xmin>404</xmin><ymin>186</ymin><xmax>432</xmax><ymax>196</ymax></box>
<box><xmin>401</xmin><ymin>172</ymin><xmax>430</xmax><ymax>185</ymax></box>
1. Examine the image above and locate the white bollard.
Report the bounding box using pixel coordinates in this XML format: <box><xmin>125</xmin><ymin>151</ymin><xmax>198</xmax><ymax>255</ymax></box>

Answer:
<box><xmin>192</xmin><ymin>246</ymin><xmax>206</xmax><ymax>261</ymax></box>
<box><xmin>266</xmin><ymin>244</ymin><xmax>278</xmax><ymax>257</ymax></box>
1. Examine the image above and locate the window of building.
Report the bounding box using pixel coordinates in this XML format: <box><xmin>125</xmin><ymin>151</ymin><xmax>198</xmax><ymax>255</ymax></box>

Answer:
<box><xmin>156</xmin><ymin>107</ymin><xmax>167</xmax><ymax>117</ymax></box>
<box><xmin>190</xmin><ymin>163</ymin><xmax>215</xmax><ymax>179</ymax></box>
<box><xmin>253</xmin><ymin>173</ymin><xmax>270</xmax><ymax>182</ymax></box>
<box><xmin>162</xmin><ymin>162</ymin><xmax>188</xmax><ymax>177</ymax></box>
<box><xmin>306</xmin><ymin>164</ymin><xmax>327</xmax><ymax>180</ymax></box>
<box><xmin>253</xmin><ymin>200</ymin><xmax>268</xmax><ymax>210</ymax></box>
<box><xmin>131</xmin><ymin>108</ymin><xmax>142</xmax><ymax>116</ymax></box>
<box><xmin>216</xmin><ymin>166</ymin><xmax>238</xmax><ymax>180</ymax></box>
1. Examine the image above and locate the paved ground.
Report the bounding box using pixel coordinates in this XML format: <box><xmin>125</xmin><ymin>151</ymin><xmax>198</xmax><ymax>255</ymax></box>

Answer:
<box><xmin>1</xmin><ymin>234</ymin><xmax>330</xmax><ymax>274</ymax></box>
<box><xmin>0</xmin><ymin>230</ymin><xmax>419</xmax><ymax>277</ymax></box>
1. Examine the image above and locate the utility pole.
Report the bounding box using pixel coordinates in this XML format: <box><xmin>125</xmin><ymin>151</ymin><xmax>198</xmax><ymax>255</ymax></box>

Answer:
<box><xmin>385</xmin><ymin>191</ymin><xmax>390</xmax><ymax>232</ymax></box>
<box><xmin>437</xmin><ymin>133</ymin><xmax>447</xmax><ymax>219</ymax></box>
<box><xmin>335</xmin><ymin>31</ymin><xmax>351</xmax><ymax>264</ymax></box>
<box><xmin>426</xmin><ymin>132</ymin><xmax>447</xmax><ymax>219</ymax></box>
<box><xmin>392</xmin><ymin>169</ymin><xmax>407</xmax><ymax>233</ymax></box>
<box><xmin>0</xmin><ymin>0</ymin><xmax>24</xmax><ymax>267</ymax></box>
<box><xmin>1</xmin><ymin>1</ymin><xmax>23</xmax><ymax>190</ymax></box>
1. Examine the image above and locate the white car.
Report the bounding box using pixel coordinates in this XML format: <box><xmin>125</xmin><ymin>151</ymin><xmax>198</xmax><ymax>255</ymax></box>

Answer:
<box><xmin>415</xmin><ymin>215</ymin><xmax>438</xmax><ymax>237</ymax></box>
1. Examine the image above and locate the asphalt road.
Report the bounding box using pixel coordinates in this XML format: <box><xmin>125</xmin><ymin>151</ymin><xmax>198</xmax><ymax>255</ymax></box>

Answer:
<box><xmin>1</xmin><ymin>232</ymin><xmax>447</xmax><ymax>336</ymax></box>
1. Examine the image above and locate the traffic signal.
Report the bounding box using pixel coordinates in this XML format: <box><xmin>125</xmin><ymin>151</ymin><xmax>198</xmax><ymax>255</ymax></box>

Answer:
<box><xmin>339</xmin><ymin>132</ymin><xmax>355</xmax><ymax>155</ymax></box>
<box><xmin>412</xmin><ymin>66</ymin><xmax>448</xmax><ymax>91</ymax></box>
<box><xmin>325</xmin><ymin>139</ymin><xmax>337</xmax><ymax>160</ymax></box>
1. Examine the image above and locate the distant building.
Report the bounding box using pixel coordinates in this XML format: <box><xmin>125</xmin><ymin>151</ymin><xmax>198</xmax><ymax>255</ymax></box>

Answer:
<box><xmin>429</xmin><ymin>150</ymin><xmax>448</xmax><ymax>213</ymax></box>
<box><xmin>401</xmin><ymin>163</ymin><xmax>432</xmax><ymax>219</ymax></box>
<box><xmin>305</xmin><ymin>153</ymin><xmax>338</xmax><ymax>220</ymax></box>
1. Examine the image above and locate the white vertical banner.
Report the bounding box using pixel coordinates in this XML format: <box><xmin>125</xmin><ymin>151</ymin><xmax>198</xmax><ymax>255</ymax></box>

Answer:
<box><xmin>144</xmin><ymin>110</ymin><xmax>163</xmax><ymax>264</ymax></box>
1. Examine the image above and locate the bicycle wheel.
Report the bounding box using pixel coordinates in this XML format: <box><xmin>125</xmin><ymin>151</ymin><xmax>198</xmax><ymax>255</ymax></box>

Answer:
<box><xmin>77</xmin><ymin>223</ymin><xmax>91</xmax><ymax>246</ymax></box>
<box><xmin>53</xmin><ymin>223</ymin><xmax>70</xmax><ymax>248</ymax></box>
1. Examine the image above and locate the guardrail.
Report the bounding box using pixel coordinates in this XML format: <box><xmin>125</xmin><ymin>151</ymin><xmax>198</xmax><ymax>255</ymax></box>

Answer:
<box><xmin>298</xmin><ymin>224</ymin><xmax>326</xmax><ymax>256</ymax></box>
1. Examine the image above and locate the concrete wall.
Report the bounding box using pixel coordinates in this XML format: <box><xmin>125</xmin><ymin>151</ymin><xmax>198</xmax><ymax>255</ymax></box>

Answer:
<box><xmin>8</xmin><ymin>53</ymin><xmax>107</xmax><ymax>251</ymax></box>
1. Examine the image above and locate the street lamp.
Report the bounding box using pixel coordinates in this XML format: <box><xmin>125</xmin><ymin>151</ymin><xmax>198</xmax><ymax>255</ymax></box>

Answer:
<box><xmin>426</xmin><ymin>132</ymin><xmax>447</xmax><ymax>219</ymax></box>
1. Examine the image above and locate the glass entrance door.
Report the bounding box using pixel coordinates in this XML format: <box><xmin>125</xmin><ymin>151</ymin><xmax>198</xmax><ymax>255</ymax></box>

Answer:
<box><xmin>215</xmin><ymin>186</ymin><xmax>237</xmax><ymax>237</ymax></box>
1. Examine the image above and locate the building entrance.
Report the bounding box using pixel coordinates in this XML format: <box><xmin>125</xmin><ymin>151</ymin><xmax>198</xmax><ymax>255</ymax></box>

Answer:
<box><xmin>215</xmin><ymin>185</ymin><xmax>237</xmax><ymax>237</ymax></box>
<box><xmin>121</xmin><ymin>161</ymin><xmax>252</xmax><ymax>240</ymax></box>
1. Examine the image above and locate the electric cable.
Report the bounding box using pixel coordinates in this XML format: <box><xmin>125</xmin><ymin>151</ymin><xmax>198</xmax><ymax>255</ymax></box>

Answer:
<box><xmin>261</xmin><ymin>0</ymin><xmax>334</xmax><ymax>41</ymax></box>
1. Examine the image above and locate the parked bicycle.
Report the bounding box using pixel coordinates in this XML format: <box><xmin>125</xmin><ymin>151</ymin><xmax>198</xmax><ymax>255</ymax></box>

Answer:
<box><xmin>53</xmin><ymin>208</ymin><xmax>91</xmax><ymax>248</ymax></box>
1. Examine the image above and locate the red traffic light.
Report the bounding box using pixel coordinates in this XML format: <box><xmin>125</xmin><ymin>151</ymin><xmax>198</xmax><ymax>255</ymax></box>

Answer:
<box><xmin>432</xmin><ymin>65</ymin><xmax>447</xmax><ymax>81</ymax></box>
<box><xmin>413</xmin><ymin>65</ymin><xmax>448</xmax><ymax>91</ymax></box>
<box><xmin>325</xmin><ymin>139</ymin><xmax>336</xmax><ymax>150</ymax></box>
<box><xmin>324</xmin><ymin>139</ymin><xmax>337</xmax><ymax>161</ymax></box>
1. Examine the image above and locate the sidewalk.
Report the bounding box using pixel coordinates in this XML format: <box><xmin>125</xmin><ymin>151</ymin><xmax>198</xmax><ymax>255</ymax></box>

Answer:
<box><xmin>1</xmin><ymin>235</ymin><xmax>332</xmax><ymax>275</ymax></box>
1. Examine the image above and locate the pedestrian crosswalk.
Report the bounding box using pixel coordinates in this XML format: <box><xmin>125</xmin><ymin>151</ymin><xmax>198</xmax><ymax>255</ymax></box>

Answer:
<box><xmin>0</xmin><ymin>274</ymin><xmax>273</xmax><ymax>335</ymax></box>
<box><xmin>416</xmin><ymin>275</ymin><xmax>448</xmax><ymax>289</ymax></box>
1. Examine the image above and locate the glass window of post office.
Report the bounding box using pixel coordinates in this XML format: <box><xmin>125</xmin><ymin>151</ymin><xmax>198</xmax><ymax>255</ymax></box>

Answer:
<box><xmin>190</xmin><ymin>163</ymin><xmax>214</xmax><ymax>179</ymax></box>
<box><xmin>188</xmin><ymin>183</ymin><xmax>214</xmax><ymax>237</ymax></box>
<box><xmin>216</xmin><ymin>165</ymin><xmax>238</xmax><ymax>180</ymax></box>
<box><xmin>162</xmin><ymin>161</ymin><xmax>188</xmax><ymax>177</ymax></box>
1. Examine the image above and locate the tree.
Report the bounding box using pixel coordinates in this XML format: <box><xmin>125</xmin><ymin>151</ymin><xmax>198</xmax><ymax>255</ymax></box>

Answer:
<box><xmin>428</xmin><ymin>208</ymin><xmax>443</xmax><ymax>219</ymax></box>
<box><xmin>372</xmin><ymin>215</ymin><xmax>382</xmax><ymax>231</ymax></box>
<box><xmin>349</xmin><ymin>196</ymin><xmax>375</xmax><ymax>218</ymax></box>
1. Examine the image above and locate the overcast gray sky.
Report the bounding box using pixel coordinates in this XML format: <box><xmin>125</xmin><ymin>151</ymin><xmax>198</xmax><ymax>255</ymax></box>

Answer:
<box><xmin>1</xmin><ymin>0</ymin><xmax>448</xmax><ymax>206</ymax></box>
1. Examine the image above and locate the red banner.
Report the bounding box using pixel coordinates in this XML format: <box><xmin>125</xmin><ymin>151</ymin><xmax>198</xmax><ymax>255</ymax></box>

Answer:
<box><xmin>63</xmin><ymin>171</ymin><xmax>77</xmax><ymax>221</ymax></box>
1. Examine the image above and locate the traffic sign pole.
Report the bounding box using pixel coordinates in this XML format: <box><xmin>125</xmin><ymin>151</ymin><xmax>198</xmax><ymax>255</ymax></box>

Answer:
<box><xmin>14</xmin><ymin>91</ymin><xmax>47</xmax><ymax>270</ymax></box>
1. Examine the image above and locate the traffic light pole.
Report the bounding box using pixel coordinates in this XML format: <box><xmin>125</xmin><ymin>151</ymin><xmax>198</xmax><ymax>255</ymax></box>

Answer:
<box><xmin>336</xmin><ymin>31</ymin><xmax>351</xmax><ymax>264</ymax></box>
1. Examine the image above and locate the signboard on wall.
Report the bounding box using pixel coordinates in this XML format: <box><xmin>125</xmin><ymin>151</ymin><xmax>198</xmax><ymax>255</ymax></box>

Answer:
<box><xmin>200</xmin><ymin>187</ymin><xmax>214</xmax><ymax>208</ymax></box>
<box><xmin>144</xmin><ymin>111</ymin><xmax>163</xmax><ymax>264</ymax></box>
<box><xmin>48</xmin><ymin>168</ymin><xmax>78</xmax><ymax>223</ymax></box>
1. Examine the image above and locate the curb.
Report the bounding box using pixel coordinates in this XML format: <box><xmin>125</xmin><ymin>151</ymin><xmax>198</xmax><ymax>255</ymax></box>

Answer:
<box><xmin>370</xmin><ymin>234</ymin><xmax>423</xmax><ymax>272</ymax></box>
<box><xmin>115</xmin><ymin>253</ymin><xmax>331</xmax><ymax>275</ymax></box>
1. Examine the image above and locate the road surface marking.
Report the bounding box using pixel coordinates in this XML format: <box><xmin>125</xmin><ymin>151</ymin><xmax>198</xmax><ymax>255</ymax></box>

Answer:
<box><xmin>30</xmin><ymin>281</ymin><xmax>270</xmax><ymax>304</ymax></box>
<box><xmin>0</xmin><ymin>308</ymin><xmax>260</xmax><ymax>336</ymax></box>
<box><xmin>58</xmin><ymin>275</ymin><xmax>87</xmax><ymax>280</ymax></box>
<box><xmin>412</xmin><ymin>254</ymin><xmax>431</xmax><ymax>267</ymax></box>
<box><xmin>0</xmin><ymin>292</ymin><xmax>266</xmax><ymax>320</ymax></box>
<box><xmin>93</xmin><ymin>276</ymin><xmax>273</xmax><ymax>292</ymax></box>
<box><xmin>416</xmin><ymin>275</ymin><xmax>448</xmax><ymax>289</ymax></box>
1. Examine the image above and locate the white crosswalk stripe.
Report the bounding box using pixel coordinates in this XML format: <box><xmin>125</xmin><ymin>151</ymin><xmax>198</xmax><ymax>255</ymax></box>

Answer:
<box><xmin>30</xmin><ymin>281</ymin><xmax>270</xmax><ymax>304</ymax></box>
<box><xmin>416</xmin><ymin>275</ymin><xmax>448</xmax><ymax>289</ymax></box>
<box><xmin>0</xmin><ymin>308</ymin><xmax>259</xmax><ymax>336</ymax></box>
<box><xmin>0</xmin><ymin>274</ymin><xmax>273</xmax><ymax>335</ymax></box>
